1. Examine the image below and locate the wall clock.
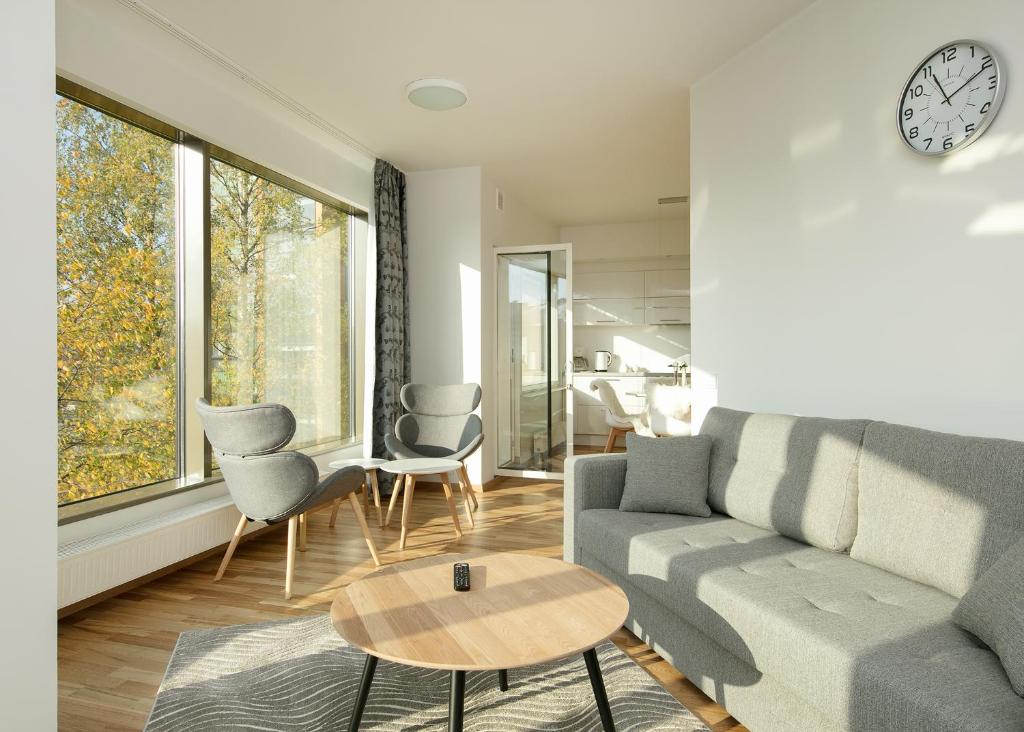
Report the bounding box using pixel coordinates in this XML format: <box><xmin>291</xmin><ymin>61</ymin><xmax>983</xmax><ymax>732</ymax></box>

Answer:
<box><xmin>898</xmin><ymin>40</ymin><xmax>1004</xmax><ymax>156</ymax></box>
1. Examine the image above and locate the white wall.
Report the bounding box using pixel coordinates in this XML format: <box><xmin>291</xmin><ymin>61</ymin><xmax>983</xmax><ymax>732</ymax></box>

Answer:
<box><xmin>1</xmin><ymin>1</ymin><xmax>57</xmax><ymax>727</ymax></box>
<box><xmin>57</xmin><ymin>0</ymin><xmax>373</xmax><ymax>211</ymax></box>
<box><xmin>560</xmin><ymin>218</ymin><xmax>688</xmax><ymax>260</ymax></box>
<box><xmin>690</xmin><ymin>0</ymin><xmax>1024</xmax><ymax>439</ymax></box>
<box><xmin>406</xmin><ymin>168</ymin><xmax>487</xmax><ymax>481</ymax></box>
<box><xmin>406</xmin><ymin>167</ymin><xmax>559</xmax><ymax>483</ymax></box>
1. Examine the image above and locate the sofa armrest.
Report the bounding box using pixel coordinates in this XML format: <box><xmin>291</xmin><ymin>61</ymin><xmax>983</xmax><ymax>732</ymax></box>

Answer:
<box><xmin>563</xmin><ymin>453</ymin><xmax>628</xmax><ymax>564</ymax></box>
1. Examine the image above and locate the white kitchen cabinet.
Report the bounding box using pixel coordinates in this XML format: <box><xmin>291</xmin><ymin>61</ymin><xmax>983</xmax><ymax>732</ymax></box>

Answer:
<box><xmin>645</xmin><ymin>296</ymin><xmax>690</xmax><ymax>325</ymax></box>
<box><xmin>573</xmin><ymin>298</ymin><xmax>646</xmax><ymax>326</ymax></box>
<box><xmin>573</xmin><ymin>271</ymin><xmax>645</xmax><ymax>300</ymax></box>
<box><xmin>644</xmin><ymin>269</ymin><xmax>690</xmax><ymax>298</ymax></box>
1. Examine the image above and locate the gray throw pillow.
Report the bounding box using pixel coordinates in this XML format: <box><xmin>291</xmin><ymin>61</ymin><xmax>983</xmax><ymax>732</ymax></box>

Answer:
<box><xmin>619</xmin><ymin>433</ymin><xmax>712</xmax><ymax>517</ymax></box>
<box><xmin>953</xmin><ymin>537</ymin><xmax>1024</xmax><ymax>696</ymax></box>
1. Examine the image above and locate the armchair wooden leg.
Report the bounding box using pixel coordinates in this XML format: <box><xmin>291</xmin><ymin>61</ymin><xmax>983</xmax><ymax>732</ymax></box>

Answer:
<box><xmin>385</xmin><ymin>474</ymin><xmax>404</xmax><ymax>527</ymax></box>
<box><xmin>399</xmin><ymin>475</ymin><xmax>417</xmax><ymax>550</ymax></box>
<box><xmin>285</xmin><ymin>516</ymin><xmax>298</xmax><ymax>600</ymax></box>
<box><xmin>441</xmin><ymin>475</ymin><xmax>464</xmax><ymax>540</ymax></box>
<box><xmin>459</xmin><ymin>463</ymin><xmax>478</xmax><ymax>509</ymax></box>
<box><xmin>369</xmin><ymin>470</ymin><xmax>384</xmax><ymax>527</ymax></box>
<box><xmin>298</xmin><ymin>512</ymin><xmax>308</xmax><ymax>552</ymax></box>
<box><xmin>215</xmin><ymin>513</ymin><xmax>248</xmax><ymax>582</ymax></box>
<box><xmin>362</xmin><ymin>480</ymin><xmax>370</xmax><ymax>513</ymax></box>
<box><xmin>452</xmin><ymin>470</ymin><xmax>475</xmax><ymax>528</ymax></box>
<box><xmin>348</xmin><ymin>492</ymin><xmax>381</xmax><ymax>567</ymax></box>
<box><xmin>328</xmin><ymin>499</ymin><xmax>341</xmax><ymax>528</ymax></box>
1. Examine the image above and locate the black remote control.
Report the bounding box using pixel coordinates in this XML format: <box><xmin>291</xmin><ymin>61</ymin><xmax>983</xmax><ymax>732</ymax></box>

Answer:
<box><xmin>454</xmin><ymin>562</ymin><xmax>471</xmax><ymax>591</ymax></box>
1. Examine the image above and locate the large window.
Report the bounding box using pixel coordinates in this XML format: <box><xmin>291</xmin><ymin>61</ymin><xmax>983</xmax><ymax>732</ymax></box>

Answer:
<box><xmin>56</xmin><ymin>80</ymin><xmax>361</xmax><ymax>513</ymax></box>
<box><xmin>56</xmin><ymin>96</ymin><xmax>178</xmax><ymax>504</ymax></box>
<box><xmin>209</xmin><ymin>159</ymin><xmax>350</xmax><ymax>447</ymax></box>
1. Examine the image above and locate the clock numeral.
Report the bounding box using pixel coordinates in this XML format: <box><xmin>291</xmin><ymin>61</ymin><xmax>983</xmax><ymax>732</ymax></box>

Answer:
<box><xmin>989</xmin><ymin>75</ymin><xmax>997</xmax><ymax>90</ymax></box>
<box><xmin>965</xmin><ymin>123</ymin><xmax>976</xmax><ymax>135</ymax></box>
<box><xmin>970</xmin><ymin>45</ymin><xmax>976</xmax><ymax>58</ymax></box>
<box><xmin>980</xmin><ymin>101</ymin><xmax>991</xmax><ymax>114</ymax></box>
<box><xmin>943</xmin><ymin>137</ymin><xmax>954</xmax><ymax>150</ymax></box>
<box><xmin>923</xmin><ymin>137</ymin><xmax>934</xmax><ymax>150</ymax></box>
<box><xmin>909</xmin><ymin>84</ymin><xmax>925</xmax><ymax>99</ymax></box>
<box><xmin>903</xmin><ymin>107</ymin><xmax>913</xmax><ymax>121</ymax></box>
<box><xmin>941</xmin><ymin>46</ymin><xmax>957</xmax><ymax>63</ymax></box>
<box><xmin>908</xmin><ymin>126</ymin><xmax>920</xmax><ymax>139</ymax></box>
<box><xmin>921</xmin><ymin>64</ymin><xmax>933</xmax><ymax>79</ymax></box>
<box><xmin>981</xmin><ymin>56</ymin><xmax>993</xmax><ymax>71</ymax></box>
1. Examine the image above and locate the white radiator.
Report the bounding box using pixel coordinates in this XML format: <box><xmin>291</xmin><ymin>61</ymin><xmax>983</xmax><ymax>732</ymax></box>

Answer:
<box><xmin>58</xmin><ymin>496</ymin><xmax>261</xmax><ymax>609</ymax></box>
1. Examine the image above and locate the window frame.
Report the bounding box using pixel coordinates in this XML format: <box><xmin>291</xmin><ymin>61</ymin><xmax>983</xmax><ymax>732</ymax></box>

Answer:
<box><xmin>56</xmin><ymin>77</ymin><xmax>365</xmax><ymax>525</ymax></box>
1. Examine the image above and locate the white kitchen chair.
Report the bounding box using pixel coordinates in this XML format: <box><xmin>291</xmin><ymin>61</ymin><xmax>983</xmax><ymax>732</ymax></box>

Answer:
<box><xmin>590</xmin><ymin>379</ymin><xmax>655</xmax><ymax>452</ymax></box>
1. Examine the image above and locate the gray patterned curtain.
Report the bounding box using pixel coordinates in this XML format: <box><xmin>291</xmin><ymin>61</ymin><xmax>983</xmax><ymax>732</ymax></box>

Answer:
<box><xmin>372</xmin><ymin>160</ymin><xmax>410</xmax><ymax>460</ymax></box>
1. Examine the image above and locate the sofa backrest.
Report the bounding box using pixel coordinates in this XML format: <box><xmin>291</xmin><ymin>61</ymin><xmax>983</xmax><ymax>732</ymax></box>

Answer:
<box><xmin>851</xmin><ymin>421</ymin><xmax>1024</xmax><ymax>598</ymax></box>
<box><xmin>700</xmin><ymin>407</ymin><xmax>869</xmax><ymax>552</ymax></box>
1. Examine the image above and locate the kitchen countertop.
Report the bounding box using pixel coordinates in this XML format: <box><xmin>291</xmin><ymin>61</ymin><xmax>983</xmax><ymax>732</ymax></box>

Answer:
<box><xmin>574</xmin><ymin>371</ymin><xmax>675</xmax><ymax>377</ymax></box>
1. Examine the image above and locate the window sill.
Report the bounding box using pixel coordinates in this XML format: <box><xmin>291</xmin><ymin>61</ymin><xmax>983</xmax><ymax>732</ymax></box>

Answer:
<box><xmin>58</xmin><ymin>437</ymin><xmax>364</xmax><ymax>528</ymax></box>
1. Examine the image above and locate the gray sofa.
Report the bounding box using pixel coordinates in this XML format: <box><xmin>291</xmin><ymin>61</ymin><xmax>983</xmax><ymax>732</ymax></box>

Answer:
<box><xmin>565</xmin><ymin>407</ymin><xmax>1024</xmax><ymax>732</ymax></box>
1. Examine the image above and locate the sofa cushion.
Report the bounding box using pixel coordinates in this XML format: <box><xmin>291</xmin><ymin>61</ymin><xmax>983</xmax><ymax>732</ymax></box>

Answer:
<box><xmin>620</xmin><ymin>433</ymin><xmax>712</xmax><ymax>516</ymax></box>
<box><xmin>851</xmin><ymin>421</ymin><xmax>1024</xmax><ymax>598</ymax></box>
<box><xmin>954</xmin><ymin>537</ymin><xmax>1024</xmax><ymax>696</ymax></box>
<box><xmin>699</xmin><ymin>407</ymin><xmax>868</xmax><ymax>551</ymax></box>
<box><xmin>579</xmin><ymin>509</ymin><xmax>1024</xmax><ymax>730</ymax></box>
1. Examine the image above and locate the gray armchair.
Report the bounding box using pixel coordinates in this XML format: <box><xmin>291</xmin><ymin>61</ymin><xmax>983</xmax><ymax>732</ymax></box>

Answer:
<box><xmin>197</xmin><ymin>398</ymin><xmax>380</xmax><ymax>599</ymax></box>
<box><xmin>384</xmin><ymin>383</ymin><xmax>483</xmax><ymax>508</ymax></box>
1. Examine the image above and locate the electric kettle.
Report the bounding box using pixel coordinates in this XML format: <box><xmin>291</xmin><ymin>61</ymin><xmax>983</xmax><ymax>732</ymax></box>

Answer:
<box><xmin>594</xmin><ymin>350</ymin><xmax>613</xmax><ymax>372</ymax></box>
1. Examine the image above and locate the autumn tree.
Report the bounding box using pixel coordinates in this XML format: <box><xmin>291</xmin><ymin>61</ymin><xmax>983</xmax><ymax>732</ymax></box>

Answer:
<box><xmin>56</xmin><ymin>97</ymin><xmax>177</xmax><ymax>503</ymax></box>
<box><xmin>57</xmin><ymin>96</ymin><xmax>351</xmax><ymax>504</ymax></box>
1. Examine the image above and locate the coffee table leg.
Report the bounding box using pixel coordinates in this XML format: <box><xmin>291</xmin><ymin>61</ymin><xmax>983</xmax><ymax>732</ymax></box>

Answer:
<box><xmin>583</xmin><ymin>648</ymin><xmax>615</xmax><ymax>731</ymax></box>
<box><xmin>448</xmin><ymin>670</ymin><xmax>465</xmax><ymax>732</ymax></box>
<box><xmin>498</xmin><ymin>669</ymin><xmax>509</xmax><ymax>691</ymax></box>
<box><xmin>348</xmin><ymin>653</ymin><xmax>378</xmax><ymax>732</ymax></box>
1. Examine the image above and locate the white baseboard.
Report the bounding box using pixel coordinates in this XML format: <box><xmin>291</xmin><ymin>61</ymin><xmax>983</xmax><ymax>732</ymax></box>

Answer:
<box><xmin>57</xmin><ymin>496</ymin><xmax>261</xmax><ymax>609</ymax></box>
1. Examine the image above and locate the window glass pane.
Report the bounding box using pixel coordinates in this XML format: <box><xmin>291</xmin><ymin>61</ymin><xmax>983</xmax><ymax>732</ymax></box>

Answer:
<box><xmin>56</xmin><ymin>96</ymin><xmax>178</xmax><ymax>505</ymax></box>
<box><xmin>209</xmin><ymin>160</ymin><xmax>350</xmax><ymax>449</ymax></box>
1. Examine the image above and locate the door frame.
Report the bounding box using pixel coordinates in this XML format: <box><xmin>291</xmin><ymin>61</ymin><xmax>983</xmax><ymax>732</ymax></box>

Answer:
<box><xmin>492</xmin><ymin>243</ymin><xmax>573</xmax><ymax>480</ymax></box>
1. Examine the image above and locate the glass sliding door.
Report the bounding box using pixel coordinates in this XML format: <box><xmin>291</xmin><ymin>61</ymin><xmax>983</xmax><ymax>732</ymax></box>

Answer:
<box><xmin>496</xmin><ymin>245</ymin><xmax>572</xmax><ymax>476</ymax></box>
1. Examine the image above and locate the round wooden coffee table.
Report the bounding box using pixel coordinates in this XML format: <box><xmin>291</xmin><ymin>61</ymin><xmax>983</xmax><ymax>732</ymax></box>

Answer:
<box><xmin>331</xmin><ymin>552</ymin><xmax>629</xmax><ymax>731</ymax></box>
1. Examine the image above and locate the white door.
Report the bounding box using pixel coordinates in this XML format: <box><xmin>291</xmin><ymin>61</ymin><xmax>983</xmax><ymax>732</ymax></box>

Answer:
<box><xmin>494</xmin><ymin>244</ymin><xmax>573</xmax><ymax>479</ymax></box>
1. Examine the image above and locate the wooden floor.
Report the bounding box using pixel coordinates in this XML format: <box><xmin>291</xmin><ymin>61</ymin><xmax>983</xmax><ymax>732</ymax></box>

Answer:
<box><xmin>58</xmin><ymin>477</ymin><xmax>746</xmax><ymax>732</ymax></box>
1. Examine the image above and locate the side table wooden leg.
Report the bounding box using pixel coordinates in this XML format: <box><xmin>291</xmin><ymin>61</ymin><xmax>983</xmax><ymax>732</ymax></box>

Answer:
<box><xmin>399</xmin><ymin>475</ymin><xmax>417</xmax><ymax>550</ymax></box>
<box><xmin>369</xmin><ymin>470</ymin><xmax>383</xmax><ymax>527</ymax></box>
<box><xmin>385</xmin><ymin>474</ymin><xmax>403</xmax><ymax>527</ymax></box>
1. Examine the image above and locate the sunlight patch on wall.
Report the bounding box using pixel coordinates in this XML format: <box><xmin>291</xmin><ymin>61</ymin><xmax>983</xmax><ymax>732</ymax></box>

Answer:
<box><xmin>459</xmin><ymin>263</ymin><xmax>481</xmax><ymax>382</ymax></box>
<box><xmin>968</xmin><ymin>202</ymin><xmax>1024</xmax><ymax>236</ymax></box>
<box><xmin>800</xmin><ymin>200</ymin><xmax>858</xmax><ymax>232</ymax></box>
<box><xmin>790</xmin><ymin>120</ymin><xmax>842</xmax><ymax>159</ymax></box>
<box><xmin>940</xmin><ymin>133</ymin><xmax>1024</xmax><ymax>174</ymax></box>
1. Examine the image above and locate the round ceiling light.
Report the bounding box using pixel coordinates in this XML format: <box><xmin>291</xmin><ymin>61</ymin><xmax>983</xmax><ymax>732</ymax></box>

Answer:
<box><xmin>406</xmin><ymin>78</ymin><xmax>468</xmax><ymax>111</ymax></box>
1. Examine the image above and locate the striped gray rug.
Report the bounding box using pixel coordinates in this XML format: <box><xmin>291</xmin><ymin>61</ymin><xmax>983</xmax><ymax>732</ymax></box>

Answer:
<box><xmin>145</xmin><ymin>615</ymin><xmax>708</xmax><ymax>731</ymax></box>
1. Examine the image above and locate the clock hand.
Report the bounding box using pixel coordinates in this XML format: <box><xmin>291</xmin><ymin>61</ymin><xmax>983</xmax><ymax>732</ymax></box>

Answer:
<box><xmin>945</xmin><ymin>67</ymin><xmax>987</xmax><ymax>101</ymax></box>
<box><xmin>930</xmin><ymin>75</ymin><xmax>952</xmax><ymax>106</ymax></box>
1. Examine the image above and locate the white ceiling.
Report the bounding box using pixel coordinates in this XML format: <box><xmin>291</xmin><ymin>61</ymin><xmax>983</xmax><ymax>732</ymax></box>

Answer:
<box><xmin>144</xmin><ymin>0</ymin><xmax>813</xmax><ymax>225</ymax></box>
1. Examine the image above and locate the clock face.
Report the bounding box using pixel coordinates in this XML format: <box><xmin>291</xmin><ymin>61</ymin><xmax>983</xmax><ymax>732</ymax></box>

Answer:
<box><xmin>898</xmin><ymin>40</ymin><xmax>1004</xmax><ymax>156</ymax></box>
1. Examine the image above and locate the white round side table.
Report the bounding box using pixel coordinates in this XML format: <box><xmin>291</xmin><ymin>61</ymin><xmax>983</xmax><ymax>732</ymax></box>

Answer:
<box><xmin>328</xmin><ymin>457</ymin><xmax>389</xmax><ymax>528</ymax></box>
<box><xmin>380</xmin><ymin>458</ymin><xmax>469</xmax><ymax>549</ymax></box>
